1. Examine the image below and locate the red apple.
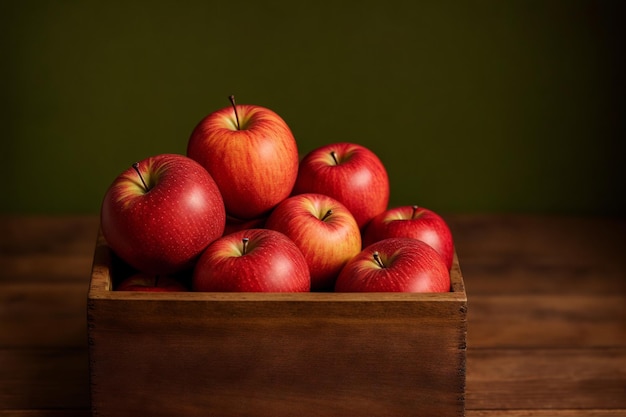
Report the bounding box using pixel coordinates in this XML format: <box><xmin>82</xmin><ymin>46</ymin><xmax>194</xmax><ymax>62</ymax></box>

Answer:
<box><xmin>335</xmin><ymin>237</ymin><xmax>450</xmax><ymax>293</ymax></box>
<box><xmin>292</xmin><ymin>142</ymin><xmax>389</xmax><ymax>229</ymax></box>
<box><xmin>265</xmin><ymin>193</ymin><xmax>361</xmax><ymax>290</ymax></box>
<box><xmin>101</xmin><ymin>153</ymin><xmax>226</xmax><ymax>275</ymax></box>
<box><xmin>187</xmin><ymin>96</ymin><xmax>299</xmax><ymax>220</ymax></box>
<box><xmin>192</xmin><ymin>229</ymin><xmax>310</xmax><ymax>292</ymax></box>
<box><xmin>116</xmin><ymin>273</ymin><xmax>188</xmax><ymax>292</ymax></box>
<box><xmin>362</xmin><ymin>205</ymin><xmax>454</xmax><ymax>270</ymax></box>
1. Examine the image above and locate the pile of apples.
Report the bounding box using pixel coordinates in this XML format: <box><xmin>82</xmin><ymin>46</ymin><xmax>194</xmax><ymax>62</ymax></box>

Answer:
<box><xmin>101</xmin><ymin>96</ymin><xmax>454</xmax><ymax>293</ymax></box>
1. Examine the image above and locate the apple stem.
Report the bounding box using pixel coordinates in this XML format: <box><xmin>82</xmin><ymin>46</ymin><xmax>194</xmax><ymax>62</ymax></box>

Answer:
<box><xmin>321</xmin><ymin>209</ymin><xmax>333</xmax><ymax>221</ymax></box>
<box><xmin>412</xmin><ymin>205</ymin><xmax>419</xmax><ymax>219</ymax></box>
<box><xmin>330</xmin><ymin>151</ymin><xmax>339</xmax><ymax>165</ymax></box>
<box><xmin>373</xmin><ymin>251</ymin><xmax>386</xmax><ymax>268</ymax></box>
<box><xmin>131</xmin><ymin>162</ymin><xmax>150</xmax><ymax>192</ymax></box>
<box><xmin>229</xmin><ymin>95</ymin><xmax>241</xmax><ymax>130</ymax></box>
<box><xmin>242</xmin><ymin>237</ymin><xmax>250</xmax><ymax>255</ymax></box>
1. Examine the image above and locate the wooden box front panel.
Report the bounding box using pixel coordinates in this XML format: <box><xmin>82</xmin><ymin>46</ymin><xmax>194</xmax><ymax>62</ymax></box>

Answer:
<box><xmin>88</xmin><ymin>235</ymin><xmax>467</xmax><ymax>417</ymax></box>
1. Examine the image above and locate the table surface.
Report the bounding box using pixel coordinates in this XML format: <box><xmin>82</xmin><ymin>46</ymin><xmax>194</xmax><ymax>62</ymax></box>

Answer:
<box><xmin>1</xmin><ymin>214</ymin><xmax>625</xmax><ymax>416</ymax></box>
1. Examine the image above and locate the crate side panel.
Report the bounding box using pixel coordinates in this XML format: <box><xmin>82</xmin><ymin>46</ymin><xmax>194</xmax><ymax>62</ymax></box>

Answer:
<box><xmin>88</xmin><ymin>298</ymin><xmax>466</xmax><ymax>417</ymax></box>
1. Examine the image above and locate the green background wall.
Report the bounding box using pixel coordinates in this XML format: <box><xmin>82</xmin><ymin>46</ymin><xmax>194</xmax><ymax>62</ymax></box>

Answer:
<box><xmin>1</xmin><ymin>1</ymin><xmax>624</xmax><ymax>215</ymax></box>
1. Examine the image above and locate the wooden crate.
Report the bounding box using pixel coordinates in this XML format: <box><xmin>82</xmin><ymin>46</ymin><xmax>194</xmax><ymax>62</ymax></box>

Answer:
<box><xmin>88</xmin><ymin>231</ymin><xmax>467</xmax><ymax>417</ymax></box>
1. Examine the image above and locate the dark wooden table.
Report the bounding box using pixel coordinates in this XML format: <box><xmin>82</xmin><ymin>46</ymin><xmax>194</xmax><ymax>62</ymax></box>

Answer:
<box><xmin>1</xmin><ymin>214</ymin><xmax>625</xmax><ymax>416</ymax></box>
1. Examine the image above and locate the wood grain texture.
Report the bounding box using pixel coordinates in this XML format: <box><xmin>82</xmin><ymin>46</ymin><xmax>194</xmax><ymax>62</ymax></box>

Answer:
<box><xmin>0</xmin><ymin>348</ymin><xmax>90</xmax><ymax>410</ymax></box>
<box><xmin>467</xmin><ymin>348</ymin><xmax>626</xmax><ymax>409</ymax></box>
<box><xmin>0</xmin><ymin>215</ymin><xmax>99</xmax><ymax>284</ymax></box>
<box><xmin>0</xmin><ymin>214</ymin><xmax>624</xmax><ymax>416</ymax></box>
<box><xmin>447</xmin><ymin>214</ymin><xmax>626</xmax><ymax>296</ymax></box>
<box><xmin>468</xmin><ymin>294</ymin><xmax>626</xmax><ymax>348</ymax></box>
<box><xmin>88</xmin><ymin>233</ymin><xmax>467</xmax><ymax>417</ymax></box>
<box><xmin>2</xmin><ymin>411</ymin><xmax>626</xmax><ymax>417</ymax></box>
<box><xmin>0</xmin><ymin>412</ymin><xmax>91</xmax><ymax>417</ymax></box>
<box><xmin>466</xmin><ymin>412</ymin><xmax>626</xmax><ymax>417</ymax></box>
<box><xmin>0</xmin><ymin>283</ymin><xmax>87</xmax><ymax>348</ymax></box>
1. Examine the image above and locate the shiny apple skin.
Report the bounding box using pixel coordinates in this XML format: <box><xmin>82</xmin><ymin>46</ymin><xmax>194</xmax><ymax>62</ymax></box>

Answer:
<box><xmin>192</xmin><ymin>229</ymin><xmax>310</xmax><ymax>292</ymax></box>
<box><xmin>265</xmin><ymin>193</ymin><xmax>361</xmax><ymax>290</ymax></box>
<box><xmin>335</xmin><ymin>237</ymin><xmax>450</xmax><ymax>293</ymax></box>
<box><xmin>101</xmin><ymin>154</ymin><xmax>226</xmax><ymax>275</ymax></box>
<box><xmin>362</xmin><ymin>205</ymin><xmax>454</xmax><ymax>270</ymax></box>
<box><xmin>293</xmin><ymin>142</ymin><xmax>389</xmax><ymax>229</ymax></box>
<box><xmin>187</xmin><ymin>103</ymin><xmax>299</xmax><ymax>220</ymax></box>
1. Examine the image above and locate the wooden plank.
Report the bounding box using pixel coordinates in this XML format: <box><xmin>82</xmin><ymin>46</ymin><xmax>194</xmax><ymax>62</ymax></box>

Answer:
<box><xmin>446</xmin><ymin>214</ymin><xmax>626</xmax><ymax>263</ymax></box>
<box><xmin>0</xmin><ymin>283</ymin><xmax>88</xmax><ymax>348</ymax></box>
<box><xmin>468</xmin><ymin>294</ymin><xmax>626</xmax><ymax>348</ymax></box>
<box><xmin>0</xmin><ymin>254</ymin><xmax>95</xmax><ymax>283</ymax></box>
<box><xmin>466</xmin><ymin>411</ymin><xmax>626</xmax><ymax>417</ymax></box>
<box><xmin>1</xmin><ymin>410</ymin><xmax>625</xmax><ymax>417</ymax></box>
<box><xmin>0</xmin><ymin>215</ymin><xmax>99</xmax><ymax>284</ymax></box>
<box><xmin>0</xmin><ymin>215</ymin><xmax>99</xmax><ymax>257</ymax></box>
<box><xmin>0</xmin><ymin>348</ymin><xmax>90</xmax><ymax>410</ymax></box>
<box><xmin>89</xmin><ymin>295</ymin><xmax>466</xmax><ymax>417</ymax></box>
<box><xmin>0</xmin><ymin>411</ymin><xmax>90</xmax><ymax>417</ymax></box>
<box><xmin>2</xmin><ymin>410</ymin><xmax>626</xmax><ymax>417</ymax></box>
<box><xmin>458</xmin><ymin>256</ymin><xmax>626</xmax><ymax>295</ymax></box>
<box><xmin>446</xmin><ymin>214</ymin><xmax>626</xmax><ymax>296</ymax></box>
<box><xmin>466</xmin><ymin>348</ymin><xmax>626</xmax><ymax>410</ymax></box>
